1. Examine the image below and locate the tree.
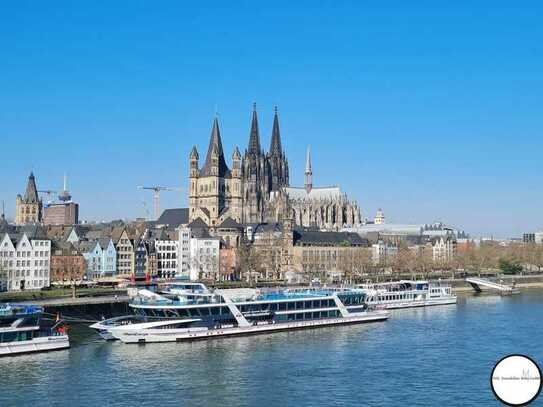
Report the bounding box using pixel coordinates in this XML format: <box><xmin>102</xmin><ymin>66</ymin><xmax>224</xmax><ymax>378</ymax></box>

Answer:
<box><xmin>237</xmin><ymin>244</ymin><xmax>264</xmax><ymax>284</ymax></box>
<box><xmin>499</xmin><ymin>259</ymin><xmax>522</xmax><ymax>275</ymax></box>
<box><xmin>54</xmin><ymin>255</ymin><xmax>85</xmax><ymax>299</ymax></box>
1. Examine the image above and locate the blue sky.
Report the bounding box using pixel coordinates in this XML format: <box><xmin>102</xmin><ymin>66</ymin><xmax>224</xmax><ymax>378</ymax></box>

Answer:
<box><xmin>1</xmin><ymin>1</ymin><xmax>542</xmax><ymax>238</ymax></box>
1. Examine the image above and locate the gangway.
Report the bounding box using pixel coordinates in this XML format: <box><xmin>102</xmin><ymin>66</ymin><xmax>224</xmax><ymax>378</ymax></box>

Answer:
<box><xmin>465</xmin><ymin>277</ymin><xmax>519</xmax><ymax>295</ymax></box>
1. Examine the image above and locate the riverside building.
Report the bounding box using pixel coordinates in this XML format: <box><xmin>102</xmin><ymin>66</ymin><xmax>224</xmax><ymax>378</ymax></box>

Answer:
<box><xmin>0</xmin><ymin>228</ymin><xmax>51</xmax><ymax>291</ymax></box>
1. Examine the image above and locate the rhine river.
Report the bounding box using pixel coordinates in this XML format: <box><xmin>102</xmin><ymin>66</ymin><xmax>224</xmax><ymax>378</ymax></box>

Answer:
<box><xmin>1</xmin><ymin>290</ymin><xmax>542</xmax><ymax>407</ymax></box>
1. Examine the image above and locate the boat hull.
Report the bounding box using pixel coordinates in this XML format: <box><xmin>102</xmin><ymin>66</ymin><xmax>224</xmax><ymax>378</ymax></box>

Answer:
<box><xmin>111</xmin><ymin>311</ymin><xmax>389</xmax><ymax>344</ymax></box>
<box><xmin>0</xmin><ymin>335</ymin><xmax>70</xmax><ymax>356</ymax></box>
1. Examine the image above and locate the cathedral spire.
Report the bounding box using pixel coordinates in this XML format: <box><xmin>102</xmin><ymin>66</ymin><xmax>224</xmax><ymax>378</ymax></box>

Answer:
<box><xmin>304</xmin><ymin>147</ymin><xmax>312</xmax><ymax>194</ymax></box>
<box><xmin>24</xmin><ymin>172</ymin><xmax>39</xmax><ymax>203</ymax></box>
<box><xmin>269</xmin><ymin>106</ymin><xmax>282</xmax><ymax>156</ymax></box>
<box><xmin>247</xmin><ymin>103</ymin><xmax>261</xmax><ymax>155</ymax></box>
<box><xmin>200</xmin><ymin>116</ymin><xmax>230</xmax><ymax>177</ymax></box>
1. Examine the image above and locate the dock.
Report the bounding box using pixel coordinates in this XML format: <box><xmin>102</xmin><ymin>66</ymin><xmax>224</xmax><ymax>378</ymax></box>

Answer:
<box><xmin>465</xmin><ymin>277</ymin><xmax>519</xmax><ymax>295</ymax></box>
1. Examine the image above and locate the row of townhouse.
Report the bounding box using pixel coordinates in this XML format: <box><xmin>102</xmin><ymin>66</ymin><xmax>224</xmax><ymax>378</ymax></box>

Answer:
<box><xmin>0</xmin><ymin>227</ymin><xmax>51</xmax><ymax>292</ymax></box>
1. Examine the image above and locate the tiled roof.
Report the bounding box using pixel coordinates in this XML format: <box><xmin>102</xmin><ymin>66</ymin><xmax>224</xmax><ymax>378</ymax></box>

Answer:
<box><xmin>285</xmin><ymin>186</ymin><xmax>344</xmax><ymax>201</ymax></box>
<box><xmin>157</xmin><ymin>208</ymin><xmax>189</xmax><ymax>227</ymax></box>
<box><xmin>218</xmin><ymin>217</ymin><xmax>242</xmax><ymax>229</ymax></box>
<box><xmin>293</xmin><ymin>229</ymin><xmax>369</xmax><ymax>247</ymax></box>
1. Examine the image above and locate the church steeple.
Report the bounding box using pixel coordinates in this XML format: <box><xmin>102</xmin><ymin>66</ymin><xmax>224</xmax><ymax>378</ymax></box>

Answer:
<box><xmin>269</xmin><ymin>106</ymin><xmax>282</xmax><ymax>156</ymax></box>
<box><xmin>200</xmin><ymin>116</ymin><xmax>230</xmax><ymax>177</ymax></box>
<box><xmin>304</xmin><ymin>147</ymin><xmax>312</xmax><ymax>194</ymax></box>
<box><xmin>247</xmin><ymin>103</ymin><xmax>261</xmax><ymax>155</ymax></box>
<box><xmin>24</xmin><ymin>172</ymin><xmax>39</xmax><ymax>204</ymax></box>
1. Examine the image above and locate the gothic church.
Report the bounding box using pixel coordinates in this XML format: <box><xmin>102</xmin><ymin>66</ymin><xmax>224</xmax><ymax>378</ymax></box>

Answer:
<box><xmin>188</xmin><ymin>105</ymin><xmax>361</xmax><ymax>230</ymax></box>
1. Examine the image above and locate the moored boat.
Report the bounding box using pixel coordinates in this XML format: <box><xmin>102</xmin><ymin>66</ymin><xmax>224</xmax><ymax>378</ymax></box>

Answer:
<box><xmin>0</xmin><ymin>304</ymin><xmax>70</xmax><ymax>356</ymax></box>
<box><xmin>357</xmin><ymin>280</ymin><xmax>457</xmax><ymax>309</ymax></box>
<box><xmin>108</xmin><ymin>285</ymin><xmax>389</xmax><ymax>344</ymax></box>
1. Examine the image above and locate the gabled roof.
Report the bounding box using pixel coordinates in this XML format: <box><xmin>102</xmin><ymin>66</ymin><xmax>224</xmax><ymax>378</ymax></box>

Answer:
<box><xmin>218</xmin><ymin>217</ymin><xmax>242</xmax><ymax>229</ymax></box>
<box><xmin>156</xmin><ymin>208</ymin><xmax>189</xmax><ymax>227</ymax></box>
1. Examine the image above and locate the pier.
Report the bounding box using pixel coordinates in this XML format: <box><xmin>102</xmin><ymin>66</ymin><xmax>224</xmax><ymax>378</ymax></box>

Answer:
<box><xmin>465</xmin><ymin>277</ymin><xmax>519</xmax><ymax>295</ymax></box>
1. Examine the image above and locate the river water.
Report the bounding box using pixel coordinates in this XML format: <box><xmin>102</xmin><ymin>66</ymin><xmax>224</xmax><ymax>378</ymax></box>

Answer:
<box><xmin>1</xmin><ymin>290</ymin><xmax>542</xmax><ymax>407</ymax></box>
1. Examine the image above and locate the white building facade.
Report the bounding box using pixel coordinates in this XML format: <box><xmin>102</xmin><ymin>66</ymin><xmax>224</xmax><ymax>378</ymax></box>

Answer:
<box><xmin>188</xmin><ymin>236</ymin><xmax>220</xmax><ymax>281</ymax></box>
<box><xmin>156</xmin><ymin>238</ymin><xmax>179</xmax><ymax>279</ymax></box>
<box><xmin>177</xmin><ymin>227</ymin><xmax>191</xmax><ymax>279</ymax></box>
<box><xmin>0</xmin><ymin>233</ymin><xmax>51</xmax><ymax>291</ymax></box>
<box><xmin>432</xmin><ymin>236</ymin><xmax>457</xmax><ymax>263</ymax></box>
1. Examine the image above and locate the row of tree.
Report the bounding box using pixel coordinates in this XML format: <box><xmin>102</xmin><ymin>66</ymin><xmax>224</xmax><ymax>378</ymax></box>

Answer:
<box><xmin>236</xmin><ymin>242</ymin><xmax>543</xmax><ymax>283</ymax></box>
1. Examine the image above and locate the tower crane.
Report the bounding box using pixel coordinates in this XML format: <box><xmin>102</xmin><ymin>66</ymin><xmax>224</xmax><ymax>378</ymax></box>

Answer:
<box><xmin>137</xmin><ymin>186</ymin><xmax>183</xmax><ymax>220</ymax></box>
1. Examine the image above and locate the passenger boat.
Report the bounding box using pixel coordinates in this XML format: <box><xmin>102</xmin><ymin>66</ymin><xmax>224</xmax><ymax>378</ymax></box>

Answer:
<box><xmin>89</xmin><ymin>315</ymin><xmax>147</xmax><ymax>340</ymax></box>
<box><xmin>106</xmin><ymin>285</ymin><xmax>389</xmax><ymax>344</ymax></box>
<box><xmin>357</xmin><ymin>280</ymin><xmax>457</xmax><ymax>309</ymax></box>
<box><xmin>0</xmin><ymin>304</ymin><xmax>70</xmax><ymax>356</ymax></box>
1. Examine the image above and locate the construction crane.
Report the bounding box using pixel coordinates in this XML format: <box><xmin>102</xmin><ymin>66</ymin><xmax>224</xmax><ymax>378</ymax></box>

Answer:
<box><xmin>137</xmin><ymin>186</ymin><xmax>183</xmax><ymax>220</ymax></box>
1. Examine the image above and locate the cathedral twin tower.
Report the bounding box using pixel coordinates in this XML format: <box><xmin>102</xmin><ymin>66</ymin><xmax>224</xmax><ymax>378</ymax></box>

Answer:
<box><xmin>189</xmin><ymin>105</ymin><xmax>289</xmax><ymax>226</ymax></box>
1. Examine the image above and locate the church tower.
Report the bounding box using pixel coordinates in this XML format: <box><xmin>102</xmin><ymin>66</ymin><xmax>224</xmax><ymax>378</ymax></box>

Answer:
<box><xmin>15</xmin><ymin>172</ymin><xmax>42</xmax><ymax>225</ymax></box>
<box><xmin>242</xmin><ymin>104</ymin><xmax>269</xmax><ymax>223</ymax></box>
<box><xmin>268</xmin><ymin>106</ymin><xmax>289</xmax><ymax>192</ymax></box>
<box><xmin>189</xmin><ymin>116</ymin><xmax>241</xmax><ymax>226</ymax></box>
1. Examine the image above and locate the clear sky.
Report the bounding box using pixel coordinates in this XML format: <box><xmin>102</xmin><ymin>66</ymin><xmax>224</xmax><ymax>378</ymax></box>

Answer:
<box><xmin>1</xmin><ymin>1</ymin><xmax>542</xmax><ymax>238</ymax></box>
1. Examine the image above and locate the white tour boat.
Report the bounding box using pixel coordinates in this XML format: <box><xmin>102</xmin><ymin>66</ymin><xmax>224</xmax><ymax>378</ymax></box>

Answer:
<box><xmin>101</xmin><ymin>285</ymin><xmax>389</xmax><ymax>344</ymax></box>
<box><xmin>357</xmin><ymin>280</ymin><xmax>457</xmax><ymax>309</ymax></box>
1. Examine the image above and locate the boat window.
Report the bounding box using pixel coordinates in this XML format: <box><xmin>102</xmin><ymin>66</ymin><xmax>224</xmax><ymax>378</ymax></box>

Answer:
<box><xmin>211</xmin><ymin>307</ymin><xmax>220</xmax><ymax>315</ymax></box>
<box><xmin>279</xmin><ymin>302</ymin><xmax>286</xmax><ymax>311</ymax></box>
<box><xmin>2</xmin><ymin>332</ymin><xmax>17</xmax><ymax>342</ymax></box>
<box><xmin>178</xmin><ymin>309</ymin><xmax>189</xmax><ymax>318</ymax></box>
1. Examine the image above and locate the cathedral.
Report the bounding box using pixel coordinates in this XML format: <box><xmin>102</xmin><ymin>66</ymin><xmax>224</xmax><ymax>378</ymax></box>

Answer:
<box><xmin>188</xmin><ymin>105</ymin><xmax>361</xmax><ymax>230</ymax></box>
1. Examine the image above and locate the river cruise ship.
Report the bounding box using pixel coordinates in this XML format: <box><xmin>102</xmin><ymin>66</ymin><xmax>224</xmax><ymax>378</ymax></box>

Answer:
<box><xmin>0</xmin><ymin>304</ymin><xmax>69</xmax><ymax>356</ymax></box>
<box><xmin>357</xmin><ymin>280</ymin><xmax>457</xmax><ymax>309</ymax></box>
<box><xmin>103</xmin><ymin>285</ymin><xmax>389</xmax><ymax>344</ymax></box>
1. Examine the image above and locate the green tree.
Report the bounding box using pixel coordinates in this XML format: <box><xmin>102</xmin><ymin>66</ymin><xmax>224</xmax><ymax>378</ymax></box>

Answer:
<box><xmin>498</xmin><ymin>259</ymin><xmax>522</xmax><ymax>275</ymax></box>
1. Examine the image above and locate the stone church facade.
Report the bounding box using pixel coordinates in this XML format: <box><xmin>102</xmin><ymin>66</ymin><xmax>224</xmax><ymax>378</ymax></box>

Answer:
<box><xmin>188</xmin><ymin>105</ymin><xmax>361</xmax><ymax>230</ymax></box>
